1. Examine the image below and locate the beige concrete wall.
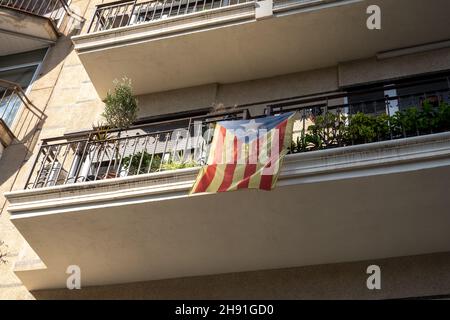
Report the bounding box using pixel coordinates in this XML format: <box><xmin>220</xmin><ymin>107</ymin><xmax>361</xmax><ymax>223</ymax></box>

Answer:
<box><xmin>339</xmin><ymin>47</ymin><xmax>450</xmax><ymax>87</ymax></box>
<box><xmin>32</xmin><ymin>252</ymin><xmax>450</xmax><ymax>299</ymax></box>
<box><xmin>136</xmin><ymin>67</ymin><xmax>339</xmax><ymax>118</ymax></box>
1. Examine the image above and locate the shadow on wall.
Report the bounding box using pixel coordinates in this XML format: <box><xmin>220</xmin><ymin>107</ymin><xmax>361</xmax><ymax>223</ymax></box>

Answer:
<box><xmin>0</xmin><ymin>142</ymin><xmax>29</xmax><ymax>213</ymax></box>
<box><xmin>0</xmin><ymin>107</ymin><xmax>46</xmax><ymax>197</ymax></box>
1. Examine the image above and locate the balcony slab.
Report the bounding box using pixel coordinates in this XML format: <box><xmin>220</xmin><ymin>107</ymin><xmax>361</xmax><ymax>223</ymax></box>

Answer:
<box><xmin>0</xmin><ymin>7</ymin><xmax>58</xmax><ymax>56</ymax></box>
<box><xmin>72</xmin><ymin>0</ymin><xmax>450</xmax><ymax>98</ymax></box>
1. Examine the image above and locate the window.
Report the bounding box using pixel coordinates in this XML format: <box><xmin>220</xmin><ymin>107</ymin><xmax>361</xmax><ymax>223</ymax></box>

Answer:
<box><xmin>347</xmin><ymin>85</ymin><xmax>386</xmax><ymax>116</ymax></box>
<box><xmin>0</xmin><ymin>64</ymin><xmax>39</xmax><ymax>126</ymax></box>
<box><xmin>0</xmin><ymin>48</ymin><xmax>47</xmax><ymax>127</ymax></box>
<box><xmin>396</xmin><ymin>78</ymin><xmax>450</xmax><ymax>110</ymax></box>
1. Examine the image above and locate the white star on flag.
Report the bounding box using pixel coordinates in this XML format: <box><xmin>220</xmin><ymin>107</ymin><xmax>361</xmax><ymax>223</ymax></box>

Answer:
<box><xmin>240</xmin><ymin>119</ymin><xmax>262</xmax><ymax>133</ymax></box>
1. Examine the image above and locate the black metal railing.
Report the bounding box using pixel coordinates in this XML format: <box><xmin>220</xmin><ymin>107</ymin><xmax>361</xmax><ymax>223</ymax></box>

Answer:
<box><xmin>87</xmin><ymin>0</ymin><xmax>255</xmax><ymax>33</ymax></box>
<box><xmin>24</xmin><ymin>109</ymin><xmax>246</xmax><ymax>189</ymax></box>
<box><xmin>24</xmin><ymin>77</ymin><xmax>450</xmax><ymax>189</ymax></box>
<box><xmin>0</xmin><ymin>79</ymin><xmax>45</xmax><ymax>148</ymax></box>
<box><xmin>271</xmin><ymin>86</ymin><xmax>450</xmax><ymax>153</ymax></box>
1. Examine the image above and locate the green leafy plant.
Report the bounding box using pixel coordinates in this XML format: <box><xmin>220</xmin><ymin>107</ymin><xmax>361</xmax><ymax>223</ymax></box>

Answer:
<box><xmin>346</xmin><ymin>112</ymin><xmax>377</xmax><ymax>144</ymax></box>
<box><xmin>417</xmin><ymin>100</ymin><xmax>438</xmax><ymax>134</ymax></box>
<box><xmin>373</xmin><ymin>113</ymin><xmax>391</xmax><ymax>141</ymax></box>
<box><xmin>91</xmin><ymin>122</ymin><xmax>113</xmax><ymax>141</ymax></box>
<box><xmin>87</xmin><ymin>123</ymin><xmax>119</xmax><ymax>179</ymax></box>
<box><xmin>102</xmin><ymin>77</ymin><xmax>139</xmax><ymax>129</ymax></box>
<box><xmin>390</xmin><ymin>101</ymin><xmax>449</xmax><ymax>138</ymax></box>
<box><xmin>436</xmin><ymin>101</ymin><xmax>450</xmax><ymax>132</ymax></box>
<box><xmin>306</xmin><ymin>112</ymin><xmax>347</xmax><ymax>149</ymax></box>
<box><xmin>289</xmin><ymin>100</ymin><xmax>450</xmax><ymax>153</ymax></box>
<box><xmin>122</xmin><ymin>152</ymin><xmax>161</xmax><ymax>175</ymax></box>
<box><xmin>160</xmin><ymin>160</ymin><xmax>198</xmax><ymax>171</ymax></box>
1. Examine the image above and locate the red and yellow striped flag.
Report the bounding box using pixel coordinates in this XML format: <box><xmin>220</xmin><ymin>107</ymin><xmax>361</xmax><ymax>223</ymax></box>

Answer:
<box><xmin>191</xmin><ymin>112</ymin><xmax>295</xmax><ymax>194</ymax></box>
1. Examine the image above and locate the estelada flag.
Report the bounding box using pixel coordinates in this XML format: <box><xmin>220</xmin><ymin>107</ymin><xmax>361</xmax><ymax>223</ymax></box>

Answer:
<box><xmin>191</xmin><ymin>112</ymin><xmax>295</xmax><ymax>194</ymax></box>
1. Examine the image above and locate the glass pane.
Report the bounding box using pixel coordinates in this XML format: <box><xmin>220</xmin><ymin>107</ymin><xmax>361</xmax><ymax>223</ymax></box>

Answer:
<box><xmin>0</xmin><ymin>65</ymin><xmax>38</xmax><ymax>126</ymax></box>
<box><xmin>0</xmin><ymin>94</ymin><xmax>21</xmax><ymax>126</ymax></box>
<box><xmin>0</xmin><ymin>65</ymin><xmax>38</xmax><ymax>90</ymax></box>
<box><xmin>347</xmin><ymin>86</ymin><xmax>386</xmax><ymax>116</ymax></box>
<box><xmin>396</xmin><ymin>79</ymin><xmax>449</xmax><ymax>111</ymax></box>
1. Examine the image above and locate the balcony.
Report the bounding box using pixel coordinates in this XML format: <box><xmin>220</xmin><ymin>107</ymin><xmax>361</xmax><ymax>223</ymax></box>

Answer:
<box><xmin>72</xmin><ymin>0</ymin><xmax>450</xmax><ymax>98</ymax></box>
<box><xmin>0</xmin><ymin>79</ymin><xmax>45</xmax><ymax>149</ymax></box>
<box><xmin>0</xmin><ymin>0</ymin><xmax>82</xmax><ymax>55</ymax></box>
<box><xmin>5</xmin><ymin>79</ymin><xmax>450</xmax><ymax>291</ymax></box>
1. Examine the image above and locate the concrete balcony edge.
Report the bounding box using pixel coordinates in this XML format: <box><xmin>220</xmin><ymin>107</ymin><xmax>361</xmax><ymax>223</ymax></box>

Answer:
<box><xmin>273</xmin><ymin>0</ymin><xmax>363</xmax><ymax>15</ymax></box>
<box><xmin>71</xmin><ymin>0</ymin><xmax>357</xmax><ymax>54</ymax></box>
<box><xmin>6</xmin><ymin>132</ymin><xmax>450</xmax><ymax>217</ymax></box>
<box><xmin>72</xmin><ymin>2</ymin><xmax>257</xmax><ymax>53</ymax></box>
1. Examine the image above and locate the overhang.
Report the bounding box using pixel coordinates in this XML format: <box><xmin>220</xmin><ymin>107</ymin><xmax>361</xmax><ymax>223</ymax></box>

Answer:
<box><xmin>72</xmin><ymin>0</ymin><xmax>450</xmax><ymax>98</ymax></box>
<box><xmin>0</xmin><ymin>7</ymin><xmax>58</xmax><ymax>56</ymax></box>
<box><xmin>6</xmin><ymin>132</ymin><xmax>450</xmax><ymax>290</ymax></box>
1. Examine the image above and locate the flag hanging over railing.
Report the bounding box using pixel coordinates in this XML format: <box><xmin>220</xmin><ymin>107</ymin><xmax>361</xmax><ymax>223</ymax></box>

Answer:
<box><xmin>191</xmin><ymin>112</ymin><xmax>296</xmax><ymax>194</ymax></box>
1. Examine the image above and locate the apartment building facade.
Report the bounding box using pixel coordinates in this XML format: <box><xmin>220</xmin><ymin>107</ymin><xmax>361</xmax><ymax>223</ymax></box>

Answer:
<box><xmin>1</xmin><ymin>0</ymin><xmax>450</xmax><ymax>299</ymax></box>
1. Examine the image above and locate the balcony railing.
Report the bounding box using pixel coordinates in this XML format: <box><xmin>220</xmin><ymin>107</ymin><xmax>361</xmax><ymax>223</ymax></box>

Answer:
<box><xmin>24</xmin><ymin>77</ymin><xmax>450</xmax><ymax>189</ymax></box>
<box><xmin>0</xmin><ymin>79</ymin><xmax>45</xmax><ymax>148</ymax></box>
<box><xmin>24</xmin><ymin>109</ymin><xmax>246</xmax><ymax>189</ymax></box>
<box><xmin>87</xmin><ymin>0</ymin><xmax>255</xmax><ymax>33</ymax></box>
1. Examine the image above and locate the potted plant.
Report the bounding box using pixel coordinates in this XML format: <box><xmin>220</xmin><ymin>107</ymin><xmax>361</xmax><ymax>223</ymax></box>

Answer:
<box><xmin>102</xmin><ymin>77</ymin><xmax>139</xmax><ymax>129</ymax></box>
<box><xmin>122</xmin><ymin>152</ymin><xmax>162</xmax><ymax>176</ymax></box>
<box><xmin>86</xmin><ymin>78</ymin><xmax>140</xmax><ymax>180</ymax></box>
<box><xmin>160</xmin><ymin>159</ymin><xmax>198</xmax><ymax>171</ymax></box>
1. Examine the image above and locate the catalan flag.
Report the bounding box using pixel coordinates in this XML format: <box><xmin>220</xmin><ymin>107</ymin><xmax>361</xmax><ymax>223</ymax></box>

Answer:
<box><xmin>191</xmin><ymin>112</ymin><xmax>295</xmax><ymax>194</ymax></box>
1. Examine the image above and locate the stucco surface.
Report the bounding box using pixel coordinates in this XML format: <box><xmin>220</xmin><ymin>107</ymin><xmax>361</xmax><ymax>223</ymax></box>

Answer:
<box><xmin>32</xmin><ymin>252</ymin><xmax>450</xmax><ymax>300</ymax></box>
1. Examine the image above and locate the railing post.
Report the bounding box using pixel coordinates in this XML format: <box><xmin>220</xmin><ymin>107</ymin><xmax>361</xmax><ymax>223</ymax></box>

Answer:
<box><xmin>73</xmin><ymin>138</ymin><xmax>91</xmax><ymax>183</ymax></box>
<box><xmin>128</xmin><ymin>0</ymin><xmax>138</xmax><ymax>26</ymax></box>
<box><xmin>87</xmin><ymin>5</ymin><xmax>99</xmax><ymax>33</ymax></box>
<box><xmin>147</xmin><ymin>134</ymin><xmax>160</xmax><ymax>174</ymax></box>
<box><xmin>159</xmin><ymin>133</ymin><xmax>171</xmax><ymax>170</ymax></box>
<box><xmin>182</xmin><ymin>118</ymin><xmax>193</xmax><ymax>163</ymax></box>
<box><xmin>385</xmin><ymin>94</ymin><xmax>393</xmax><ymax>140</ymax></box>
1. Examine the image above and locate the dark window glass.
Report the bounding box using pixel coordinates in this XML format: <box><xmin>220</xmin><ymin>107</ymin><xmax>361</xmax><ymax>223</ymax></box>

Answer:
<box><xmin>347</xmin><ymin>86</ymin><xmax>386</xmax><ymax>116</ymax></box>
<box><xmin>396</xmin><ymin>79</ymin><xmax>450</xmax><ymax>110</ymax></box>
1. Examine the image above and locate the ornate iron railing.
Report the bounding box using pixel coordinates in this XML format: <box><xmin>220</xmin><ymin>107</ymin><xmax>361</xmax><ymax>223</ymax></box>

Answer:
<box><xmin>24</xmin><ymin>109</ymin><xmax>246</xmax><ymax>189</ymax></box>
<box><xmin>87</xmin><ymin>0</ymin><xmax>255</xmax><ymax>33</ymax></box>
<box><xmin>0</xmin><ymin>79</ymin><xmax>45</xmax><ymax>148</ymax></box>
<box><xmin>24</xmin><ymin>77</ymin><xmax>450</xmax><ymax>189</ymax></box>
